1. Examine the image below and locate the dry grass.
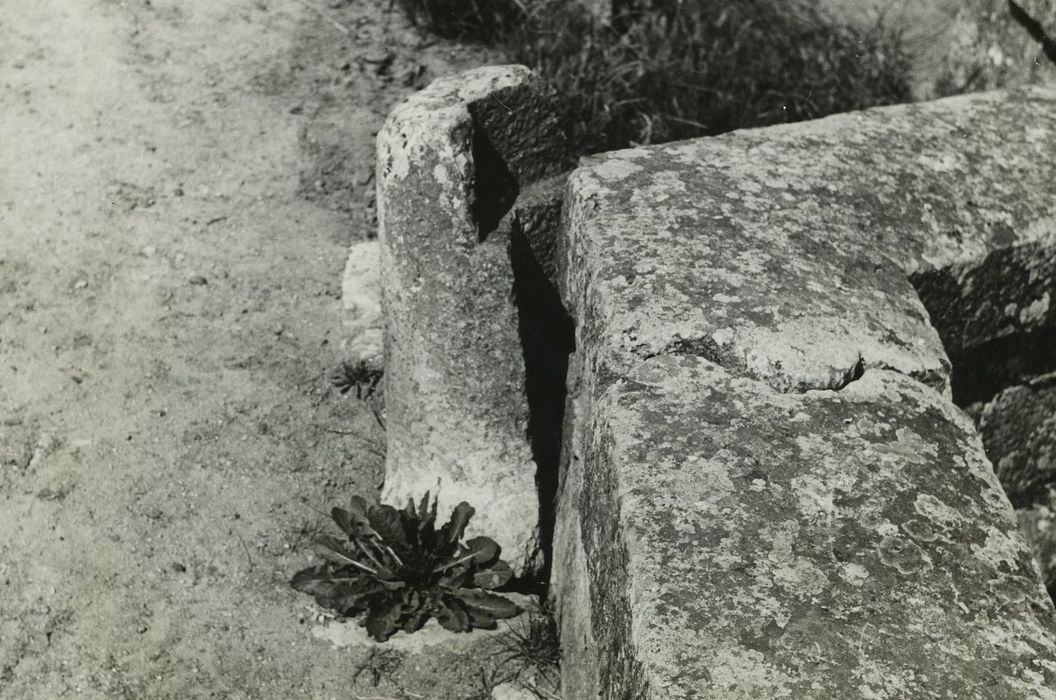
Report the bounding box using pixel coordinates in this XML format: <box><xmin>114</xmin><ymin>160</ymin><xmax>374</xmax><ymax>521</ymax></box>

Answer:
<box><xmin>396</xmin><ymin>0</ymin><xmax>912</xmax><ymax>155</ymax></box>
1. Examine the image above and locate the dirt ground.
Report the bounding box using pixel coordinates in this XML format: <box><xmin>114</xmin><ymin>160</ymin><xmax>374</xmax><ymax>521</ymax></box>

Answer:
<box><xmin>0</xmin><ymin>1</ymin><xmax>542</xmax><ymax>697</ymax></box>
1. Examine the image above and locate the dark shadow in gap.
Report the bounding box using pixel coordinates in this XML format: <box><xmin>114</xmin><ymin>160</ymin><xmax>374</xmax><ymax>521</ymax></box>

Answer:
<box><xmin>948</xmin><ymin>325</ymin><xmax>1056</xmax><ymax>408</ymax></box>
<box><xmin>472</xmin><ymin>128</ymin><xmax>519</xmax><ymax>241</ymax></box>
<box><xmin>510</xmin><ymin>224</ymin><xmax>574</xmax><ymax>592</ymax></box>
<box><xmin>945</xmin><ymin>323</ymin><xmax>1056</xmax><ymax>607</ymax></box>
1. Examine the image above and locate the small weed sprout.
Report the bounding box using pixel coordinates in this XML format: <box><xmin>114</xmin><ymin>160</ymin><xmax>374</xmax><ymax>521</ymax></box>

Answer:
<box><xmin>291</xmin><ymin>493</ymin><xmax>521</xmax><ymax>642</ymax></box>
<box><xmin>489</xmin><ymin>601</ymin><xmax>561</xmax><ymax>697</ymax></box>
<box><xmin>331</xmin><ymin>359</ymin><xmax>383</xmax><ymax>399</ymax></box>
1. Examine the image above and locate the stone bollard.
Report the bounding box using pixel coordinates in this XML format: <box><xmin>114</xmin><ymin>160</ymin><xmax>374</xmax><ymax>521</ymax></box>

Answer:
<box><xmin>375</xmin><ymin>65</ymin><xmax>569</xmax><ymax>575</ymax></box>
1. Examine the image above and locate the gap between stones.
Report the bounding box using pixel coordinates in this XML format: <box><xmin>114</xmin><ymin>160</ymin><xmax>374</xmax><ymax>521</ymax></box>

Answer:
<box><xmin>461</xmin><ymin>79</ymin><xmax>1056</xmax><ymax>596</ymax></box>
<box><xmin>471</xmin><ymin>125</ymin><xmax>519</xmax><ymax>241</ymax></box>
<box><xmin>510</xmin><ymin>224</ymin><xmax>574</xmax><ymax>586</ymax></box>
<box><xmin>465</xmin><ymin>107</ymin><xmax>575</xmax><ymax>585</ymax></box>
<box><xmin>944</xmin><ymin>324</ymin><xmax>1056</xmax><ymax>406</ymax></box>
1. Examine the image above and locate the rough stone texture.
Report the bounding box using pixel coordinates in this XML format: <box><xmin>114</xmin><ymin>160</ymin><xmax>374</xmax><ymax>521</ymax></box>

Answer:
<box><xmin>555</xmin><ymin>88</ymin><xmax>1056</xmax><ymax>697</ymax></box>
<box><xmin>977</xmin><ymin>373</ymin><xmax>1056</xmax><ymax>508</ymax></box>
<box><xmin>341</xmin><ymin>239</ymin><xmax>383</xmax><ymax>364</ymax></box>
<box><xmin>562</xmin><ymin>151</ymin><xmax>950</xmax><ymax>395</ymax></box>
<box><xmin>565</xmin><ymin>360</ymin><xmax>1056</xmax><ymax>698</ymax></box>
<box><xmin>974</xmin><ymin>373</ymin><xmax>1056</xmax><ymax>594</ymax></box>
<box><xmin>1019</xmin><ymin>490</ymin><xmax>1056</xmax><ymax>593</ymax></box>
<box><xmin>552</xmin><ymin>367</ymin><xmax>601</xmax><ymax>699</ymax></box>
<box><xmin>580</xmin><ymin>0</ymin><xmax>1055</xmax><ymax>99</ymax></box>
<box><xmin>931</xmin><ymin>0</ymin><xmax>1056</xmax><ymax>95</ymax></box>
<box><xmin>559</xmin><ymin>88</ymin><xmax>1056</xmax><ymax>384</ymax></box>
<box><xmin>509</xmin><ymin>175</ymin><xmax>567</xmax><ymax>287</ymax></box>
<box><xmin>375</xmin><ymin>65</ymin><xmax>568</xmax><ymax>574</ymax></box>
<box><xmin>914</xmin><ymin>235</ymin><xmax>1056</xmax><ymax>360</ymax></box>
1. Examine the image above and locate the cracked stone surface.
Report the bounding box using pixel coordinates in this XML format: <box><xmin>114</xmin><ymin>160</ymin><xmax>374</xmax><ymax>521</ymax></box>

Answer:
<box><xmin>555</xmin><ymin>87</ymin><xmax>1056</xmax><ymax>697</ymax></box>
<box><xmin>560</xmin><ymin>88</ymin><xmax>1056</xmax><ymax>396</ymax></box>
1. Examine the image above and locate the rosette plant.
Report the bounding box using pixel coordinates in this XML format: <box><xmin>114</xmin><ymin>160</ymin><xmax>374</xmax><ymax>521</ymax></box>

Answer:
<box><xmin>291</xmin><ymin>493</ymin><xmax>521</xmax><ymax>642</ymax></box>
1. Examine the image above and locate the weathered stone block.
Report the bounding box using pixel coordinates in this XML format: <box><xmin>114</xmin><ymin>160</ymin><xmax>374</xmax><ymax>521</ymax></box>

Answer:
<box><xmin>375</xmin><ymin>66</ymin><xmax>568</xmax><ymax>574</ymax></box>
<box><xmin>555</xmin><ymin>87</ymin><xmax>1056</xmax><ymax>696</ymax></box>
<box><xmin>565</xmin><ymin>358</ymin><xmax>1056</xmax><ymax>697</ymax></box>
<box><xmin>978</xmin><ymin>374</ymin><xmax>1056</xmax><ymax>508</ymax></box>
<box><xmin>556</xmin><ymin>87</ymin><xmax>1056</xmax><ymax>373</ymax></box>
<box><xmin>372</xmin><ymin>61</ymin><xmax>1056</xmax><ymax>694</ymax></box>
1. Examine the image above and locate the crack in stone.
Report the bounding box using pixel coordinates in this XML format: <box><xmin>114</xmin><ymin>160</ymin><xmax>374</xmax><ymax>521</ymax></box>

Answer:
<box><xmin>650</xmin><ymin>336</ymin><xmax>866</xmax><ymax>394</ymax></box>
<box><xmin>840</xmin><ymin>354</ymin><xmax>867</xmax><ymax>390</ymax></box>
<box><xmin>868</xmin><ymin>359</ymin><xmax>950</xmax><ymax>395</ymax></box>
<box><xmin>662</xmin><ymin>336</ymin><xmax>726</xmax><ymax>365</ymax></box>
<box><xmin>648</xmin><ymin>338</ymin><xmax>951</xmax><ymax>397</ymax></box>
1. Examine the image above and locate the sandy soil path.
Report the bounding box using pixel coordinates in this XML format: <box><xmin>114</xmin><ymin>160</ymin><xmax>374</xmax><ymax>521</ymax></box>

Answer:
<box><xmin>0</xmin><ymin>1</ymin><xmax>505</xmax><ymax>697</ymax></box>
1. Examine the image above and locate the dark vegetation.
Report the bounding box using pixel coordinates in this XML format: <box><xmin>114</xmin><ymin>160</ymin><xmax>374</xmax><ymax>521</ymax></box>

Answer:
<box><xmin>397</xmin><ymin>0</ymin><xmax>913</xmax><ymax>154</ymax></box>
<box><xmin>292</xmin><ymin>494</ymin><xmax>520</xmax><ymax>642</ymax></box>
<box><xmin>331</xmin><ymin>359</ymin><xmax>383</xmax><ymax>399</ymax></box>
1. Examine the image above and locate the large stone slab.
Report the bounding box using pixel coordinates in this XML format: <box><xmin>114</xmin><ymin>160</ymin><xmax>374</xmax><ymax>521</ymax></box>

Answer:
<box><xmin>375</xmin><ymin>65</ymin><xmax>568</xmax><ymax>574</ymax></box>
<box><xmin>555</xmin><ymin>88</ymin><xmax>1056</xmax><ymax>696</ymax></box>
<box><xmin>559</xmin><ymin>88</ymin><xmax>1056</xmax><ymax>374</ymax></box>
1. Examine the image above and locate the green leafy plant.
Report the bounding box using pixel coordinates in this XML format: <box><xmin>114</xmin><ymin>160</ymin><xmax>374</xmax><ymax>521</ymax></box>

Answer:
<box><xmin>291</xmin><ymin>493</ymin><xmax>521</xmax><ymax>642</ymax></box>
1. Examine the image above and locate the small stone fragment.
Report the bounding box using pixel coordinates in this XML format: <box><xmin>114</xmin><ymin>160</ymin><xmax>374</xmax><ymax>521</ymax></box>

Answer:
<box><xmin>490</xmin><ymin>682</ymin><xmax>536</xmax><ymax>700</ymax></box>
